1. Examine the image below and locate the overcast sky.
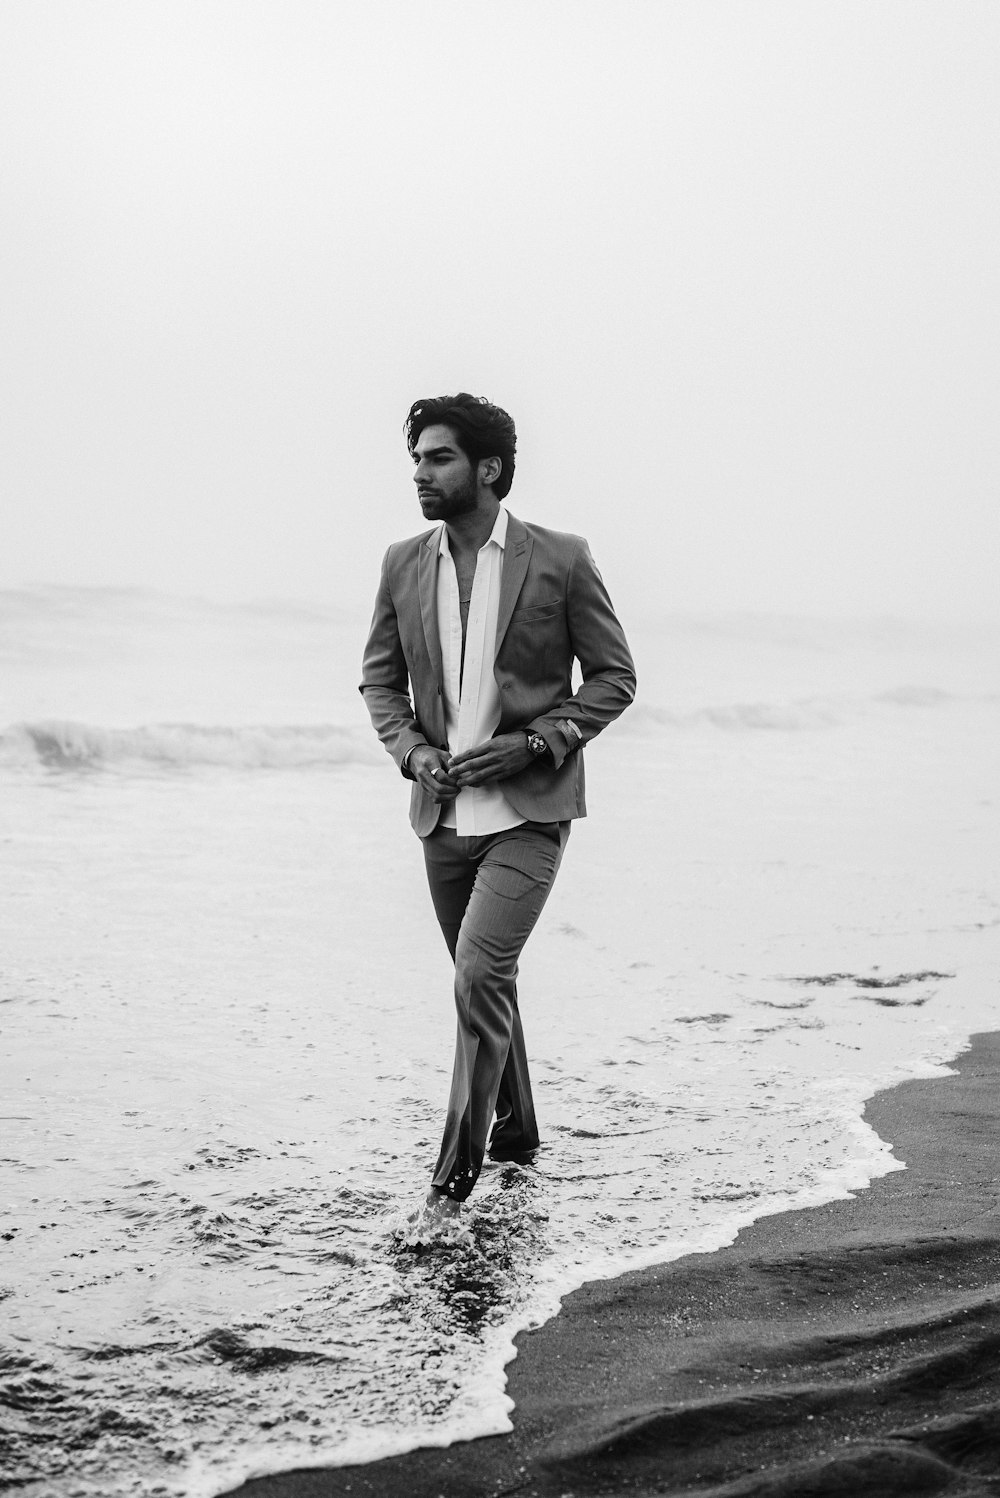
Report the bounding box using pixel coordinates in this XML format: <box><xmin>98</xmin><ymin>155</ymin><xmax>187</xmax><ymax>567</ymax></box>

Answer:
<box><xmin>2</xmin><ymin>1</ymin><xmax>998</xmax><ymax>621</ymax></box>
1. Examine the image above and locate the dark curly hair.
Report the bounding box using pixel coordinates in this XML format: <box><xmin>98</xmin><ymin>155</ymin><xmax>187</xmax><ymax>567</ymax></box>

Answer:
<box><xmin>405</xmin><ymin>392</ymin><xmax>517</xmax><ymax>500</ymax></box>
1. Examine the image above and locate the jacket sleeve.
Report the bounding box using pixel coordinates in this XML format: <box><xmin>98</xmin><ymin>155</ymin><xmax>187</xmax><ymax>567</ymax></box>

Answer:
<box><xmin>528</xmin><ymin>539</ymin><xmax>636</xmax><ymax>769</ymax></box>
<box><xmin>358</xmin><ymin>549</ymin><xmax>429</xmax><ymax>778</ymax></box>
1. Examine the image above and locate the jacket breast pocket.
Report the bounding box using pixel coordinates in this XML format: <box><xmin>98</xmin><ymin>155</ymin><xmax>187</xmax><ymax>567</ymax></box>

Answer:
<box><xmin>509</xmin><ymin>600</ymin><xmax>565</xmax><ymax>624</ymax></box>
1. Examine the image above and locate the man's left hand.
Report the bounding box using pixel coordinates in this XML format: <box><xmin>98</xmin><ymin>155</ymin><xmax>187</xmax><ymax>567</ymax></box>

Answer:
<box><xmin>446</xmin><ymin>733</ymin><xmax>537</xmax><ymax>787</ymax></box>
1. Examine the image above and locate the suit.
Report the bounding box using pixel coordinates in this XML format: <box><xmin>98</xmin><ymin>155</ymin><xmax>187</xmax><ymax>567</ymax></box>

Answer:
<box><xmin>360</xmin><ymin>511</ymin><xmax>636</xmax><ymax>834</ymax></box>
<box><xmin>360</xmin><ymin>509</ymin><xmax>635</xmax><ymax>1201</ymax></box>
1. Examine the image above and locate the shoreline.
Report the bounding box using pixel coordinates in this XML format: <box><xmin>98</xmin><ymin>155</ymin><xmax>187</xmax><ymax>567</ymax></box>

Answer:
<box><xmin>227</xmin><ymin>1031</ymin><xmax>1000</xmax><ymax>1498</ymax></box>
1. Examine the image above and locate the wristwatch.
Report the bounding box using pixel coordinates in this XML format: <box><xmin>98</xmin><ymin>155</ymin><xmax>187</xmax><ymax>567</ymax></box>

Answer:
<box><xmin>525</xmin><ymin>731</ymin><xmax>549</xmax><ymax>759</ymax></box>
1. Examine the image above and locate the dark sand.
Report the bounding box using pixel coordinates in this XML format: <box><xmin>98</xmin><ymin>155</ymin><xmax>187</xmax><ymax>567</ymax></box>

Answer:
<box><xmin>228</xmin><ymin>1031</ymin><xmax>1000</xmax><ymax>1498</ymax></box>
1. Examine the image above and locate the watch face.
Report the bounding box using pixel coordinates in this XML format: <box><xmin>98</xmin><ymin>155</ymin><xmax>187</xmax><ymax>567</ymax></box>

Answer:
<box><xmin>528</xmin><ymin>733</ymin><xmax>547</xmax><ymax>756</ymax></box>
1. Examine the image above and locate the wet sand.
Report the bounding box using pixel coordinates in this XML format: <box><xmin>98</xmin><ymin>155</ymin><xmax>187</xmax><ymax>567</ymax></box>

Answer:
<box><xmin>227</xmin><ymin>1030</ymin><xmax>1000</xmax><ymax>1498</ymax></box>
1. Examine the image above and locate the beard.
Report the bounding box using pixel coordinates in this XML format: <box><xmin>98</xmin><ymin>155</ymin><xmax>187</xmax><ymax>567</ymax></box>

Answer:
<box><xmin>417</xmin><ymin>470</ymin><xmax>479</xmax><ymax>522</ymax></box>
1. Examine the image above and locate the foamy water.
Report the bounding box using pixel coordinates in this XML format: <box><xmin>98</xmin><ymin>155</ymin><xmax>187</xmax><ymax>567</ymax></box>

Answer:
<box><xmin>2</xmin><ymin>587</ymin><xmax>998</xmax><ymax>1496</ymax></box>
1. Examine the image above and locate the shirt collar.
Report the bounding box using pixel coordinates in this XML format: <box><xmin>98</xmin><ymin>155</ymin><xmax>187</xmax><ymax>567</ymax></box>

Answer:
<box><xmin>438</xmin><ymin>504</ymin><xmax>508</xmax><ymax>557</ymax></box>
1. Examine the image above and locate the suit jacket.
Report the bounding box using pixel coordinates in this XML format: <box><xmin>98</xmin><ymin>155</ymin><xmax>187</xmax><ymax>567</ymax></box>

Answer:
<box><xmin>360</xmin><ymin>510</ymin><xmax>636</xmax><ymax>836</ymax></box>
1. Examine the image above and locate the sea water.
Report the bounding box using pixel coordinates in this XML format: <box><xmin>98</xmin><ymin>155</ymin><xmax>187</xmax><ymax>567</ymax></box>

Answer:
<box><xmin>2</xmin><ymin>586</ymin><xmax>998</xmax><ymax>1496</ymax></box>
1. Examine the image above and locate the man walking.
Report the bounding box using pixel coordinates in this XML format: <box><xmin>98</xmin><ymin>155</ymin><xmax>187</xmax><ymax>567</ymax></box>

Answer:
<box><xmin>360</xmin><ymin>392</ymin><xmax>635</xmax><ymax>1225</ymax></box>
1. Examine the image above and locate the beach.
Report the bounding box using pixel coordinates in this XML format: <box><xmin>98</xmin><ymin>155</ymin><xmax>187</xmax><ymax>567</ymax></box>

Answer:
<box><xmin>227</xmin><ymin>1029</ymin><xmax>1000</xmax><ymax>1498</ymax></box>
<box><xmin>2</xmin><ymin>591</ymin><xmax>999</xmax><ymax>1496</ymax></box>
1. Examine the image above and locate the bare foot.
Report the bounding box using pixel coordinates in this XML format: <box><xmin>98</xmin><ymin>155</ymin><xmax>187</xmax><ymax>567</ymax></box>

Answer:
<box><xmin>423</xmin><ymin>1188</ymin><xmax>461</xmax><ymax>1219</ymax></box>
<box><xmin>393</xmin><ymin>1189</ymin><xmax>471</xmax><ymax>1248</ymax></box>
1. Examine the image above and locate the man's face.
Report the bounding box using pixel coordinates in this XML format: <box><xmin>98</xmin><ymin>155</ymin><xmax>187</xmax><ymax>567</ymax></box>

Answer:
<box><xmin>411</xmin><ymin>424</ymin><xmax>479</xmax><ymax>522</ymax></box>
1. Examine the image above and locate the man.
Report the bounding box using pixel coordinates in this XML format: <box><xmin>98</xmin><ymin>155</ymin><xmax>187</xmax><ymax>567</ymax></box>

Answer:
<box><xmin>360</xmin><ymin>392</ymin><xmax>635</xmax><ymax>1226</ymax></box>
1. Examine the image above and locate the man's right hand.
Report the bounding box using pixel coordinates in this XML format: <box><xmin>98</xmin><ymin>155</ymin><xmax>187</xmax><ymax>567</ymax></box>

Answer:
<box><xmin>409</xmin><ymin>746</ymin><xmax>461</xmax><ymax>803</ymax></box>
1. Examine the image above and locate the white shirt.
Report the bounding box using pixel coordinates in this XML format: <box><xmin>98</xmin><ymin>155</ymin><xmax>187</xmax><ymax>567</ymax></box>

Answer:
<box><xmin>436</xmin><ymin>506</ymin><xmax>524</xmax><ymax>836</ymax></box>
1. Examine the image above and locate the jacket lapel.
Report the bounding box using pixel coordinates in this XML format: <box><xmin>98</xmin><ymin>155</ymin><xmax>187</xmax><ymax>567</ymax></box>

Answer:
<box><xmin>417</xmin><ymin>528</ymin><xmax>444</xmax><ymax>687</ymax></box>
<box><xmin>495</xmin><ymin>511</ymin><xmax>532</xmax><ymax>657</ymax></box>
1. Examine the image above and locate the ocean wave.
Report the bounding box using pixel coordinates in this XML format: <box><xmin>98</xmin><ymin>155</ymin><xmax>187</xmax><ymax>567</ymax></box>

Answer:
<box><xmin>2</xmin><ymin>684</ymin><xmax>986</xmax><ymax>775</ymax></box>
<box><xmin>0</xmin><ymin>719</ymin><xmax>381</xmax><ymax>772</ymax></box>
<box><xmin>624</xmin><ymin>685</ymin><xmax>969</xmax><ymax>733</ymax></box>
<box><xmin>626</xmin><ymin>700</ymin><xmax>841</xmax><ymax>731</ymax></box>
